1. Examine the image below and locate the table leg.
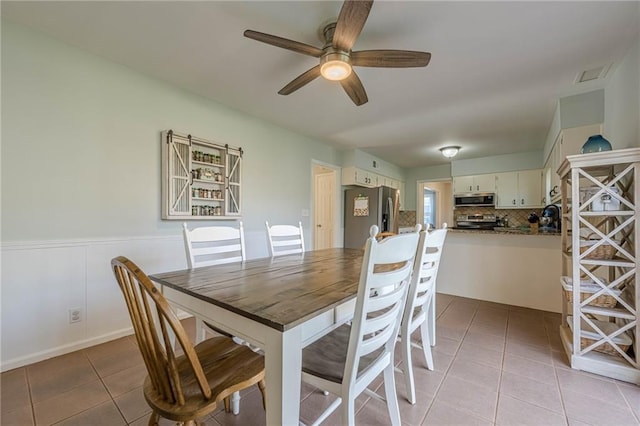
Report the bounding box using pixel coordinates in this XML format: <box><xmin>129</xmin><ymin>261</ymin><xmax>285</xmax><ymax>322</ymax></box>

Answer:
<box><xmin>264</xmin><ymin>326</ymin><xmax>303</xmax><ymax>426</ymax></box>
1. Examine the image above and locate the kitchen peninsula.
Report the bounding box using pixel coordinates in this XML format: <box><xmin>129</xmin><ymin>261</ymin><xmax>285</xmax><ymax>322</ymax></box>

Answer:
<box><xmin>437</xmin><ymin>230</ymin><xmax>561</xmax><ymax>313</ymax></box>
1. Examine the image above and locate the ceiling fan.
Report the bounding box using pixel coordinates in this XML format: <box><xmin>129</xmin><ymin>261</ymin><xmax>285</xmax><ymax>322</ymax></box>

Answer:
<box><xmin>244</xmin><ymin>0</ymin><xmax>431</xmax><ymax>106</ymax></box>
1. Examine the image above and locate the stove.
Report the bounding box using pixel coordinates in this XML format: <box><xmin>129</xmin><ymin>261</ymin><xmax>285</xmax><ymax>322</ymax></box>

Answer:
<box><xmin>454</xmin><ymin>214</ymin><xmax>497</xmax><ymax>230</ymax></box>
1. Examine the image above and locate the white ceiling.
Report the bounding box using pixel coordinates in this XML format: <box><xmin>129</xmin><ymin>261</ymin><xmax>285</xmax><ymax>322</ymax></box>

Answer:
<box><xmin>2</xmin><ymin>1</ymin><xmax>639</xmax><ymax>168</ymax></box>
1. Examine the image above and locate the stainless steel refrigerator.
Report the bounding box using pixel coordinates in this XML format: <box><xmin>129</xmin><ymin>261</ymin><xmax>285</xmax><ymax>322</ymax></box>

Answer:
<box><xmin>344</xmin><ymin>186</ymin><xmax>400</xmax><ymax>249</ymax></box>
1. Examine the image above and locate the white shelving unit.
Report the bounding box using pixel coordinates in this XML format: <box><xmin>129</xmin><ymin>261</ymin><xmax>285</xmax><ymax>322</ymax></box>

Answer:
<box><xmin>161</xmin><ymin>130</ymin><xmax>242</xmax><ymax>220</ymax></box>
<box><xmin>558</xmin><ymin>147</ymin><xmax>639</xmax><ymax>384</ymax></box>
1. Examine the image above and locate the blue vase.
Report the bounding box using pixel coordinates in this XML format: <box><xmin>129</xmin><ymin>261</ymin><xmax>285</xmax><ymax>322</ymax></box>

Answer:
<box><xmin>581</xmin><ymin>134</ymin><xmax>612</xmax><ymax>154</ymax></box>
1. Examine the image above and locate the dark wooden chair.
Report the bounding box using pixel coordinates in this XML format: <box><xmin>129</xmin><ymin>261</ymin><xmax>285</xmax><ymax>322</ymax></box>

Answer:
<box><xmin>111</xmin><ymin>256</ymin><xmax>266</xmax><ymax>426</ymax></box>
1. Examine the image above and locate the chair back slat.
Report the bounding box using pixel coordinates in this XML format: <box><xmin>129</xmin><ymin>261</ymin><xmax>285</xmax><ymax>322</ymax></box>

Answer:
<box><xmin>343</xmin><ymin>225</ymin><xmax>419</xmax><ymax>384</ymax></box>
<box><xmin>183</xmin><ymin>222</ymin><xmax>246</xmax><ymax>268</ymax></box>
<box><xmin>111</xmin><ymin>256</ymin><xmax>213</xmax><ymax>406</ymax></box>
<box><xmin>403</xmin><ymin>225</ymin><xmax>448</xmax><ymax>334</ymax></box>
<box><xmin>265</xmin><ymin>221</ymin><xmax>305</xmax><ymax>257</ymax></box>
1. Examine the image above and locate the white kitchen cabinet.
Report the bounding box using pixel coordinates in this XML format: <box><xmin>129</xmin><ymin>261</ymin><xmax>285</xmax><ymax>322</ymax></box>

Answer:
<box><xmin>342</xmin><ymin>166</ymin><xmax>377</xmax><ymax>187</ymax></box>
<box><xmin>495</xmin><ymin>169</ymin><xmax>544</xmax><ymax>209</ymax></box>
<box><xmin>545</xmin><ymin>123</ymin><xmax>603</xmax><ymax>204</ymax></box>
<box><xmin>453</xmin><ymin>174</ymin><xmax>495</xmax><ymax>194</ymax></box>
<box><xmin>161</xmin><ymin>130</ymin><xmax>242</xmax><ymax>220</ymax></box>
<box><xmin>384</xmin><ymin>177</ymin><xmax>400</xmax><ymax>189</ymax></box>
<box><xmin>558</xmin><ymin>148</ymin><xmax>639</xmax><ymax>384</ymax></box>
<box><xmin>342</xmin><ymin>167</ymin><xmax>404</xmax><ymax>194</ymax></box>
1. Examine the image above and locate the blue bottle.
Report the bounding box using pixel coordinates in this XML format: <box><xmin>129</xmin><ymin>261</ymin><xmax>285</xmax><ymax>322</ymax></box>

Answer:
<box><xmin>581</xmin><ymin>135</ymin><xmax>612</xmax><ymax>154</ymax></box>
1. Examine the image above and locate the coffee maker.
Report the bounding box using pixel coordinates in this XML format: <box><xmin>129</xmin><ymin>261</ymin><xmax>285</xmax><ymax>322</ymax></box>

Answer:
<box><xmin>540</xmin><ymin>204</ymin><xmax>561</xmax><ymax>232</ymax></box>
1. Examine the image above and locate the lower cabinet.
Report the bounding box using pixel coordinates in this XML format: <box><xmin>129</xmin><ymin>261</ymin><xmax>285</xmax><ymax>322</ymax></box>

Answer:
<box><xmin>495</xmin><ymin>169</ymin><xmax>544</xmax><ymax>209</ymax></box>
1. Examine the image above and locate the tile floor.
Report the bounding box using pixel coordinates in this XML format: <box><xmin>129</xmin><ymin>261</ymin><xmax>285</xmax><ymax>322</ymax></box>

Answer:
<box><xmin>2</xmin><ymin>294</ymin><xmax>639</xmax><ymax>425</ymax></box>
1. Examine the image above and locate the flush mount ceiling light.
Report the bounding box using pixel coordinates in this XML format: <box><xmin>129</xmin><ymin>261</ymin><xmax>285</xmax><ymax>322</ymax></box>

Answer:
<box><xmin>440</xmin><ymin>146</ymin><xmax>460</xmax><ymax>158</ymax></box>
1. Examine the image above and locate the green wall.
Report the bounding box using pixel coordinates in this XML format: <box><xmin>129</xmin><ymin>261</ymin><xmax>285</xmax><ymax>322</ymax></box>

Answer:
<box><xmin>1</xmin><ymin>20</ymin><xmax>342</xmax><ymax>242</ymax></box>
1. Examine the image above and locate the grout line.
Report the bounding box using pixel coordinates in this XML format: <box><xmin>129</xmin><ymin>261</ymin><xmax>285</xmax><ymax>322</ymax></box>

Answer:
<box><xmin>24</xmin><ymin>367</ymin><xmax>37</xmax><ymax>426</ymax></box>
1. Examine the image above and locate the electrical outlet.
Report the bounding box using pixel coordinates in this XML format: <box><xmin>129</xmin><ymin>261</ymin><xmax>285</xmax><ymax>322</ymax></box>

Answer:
<box><xmin>68</xmin><ymin>307</ymin><xmax>82</xmax><ymax>324</ymax></box>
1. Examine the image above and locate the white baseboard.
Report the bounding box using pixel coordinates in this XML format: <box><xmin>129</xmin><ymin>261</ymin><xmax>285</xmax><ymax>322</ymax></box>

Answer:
<box><xmin>1</xmin><ymin>311</ymin><xmax>193</xmax><ymax>372</ymax></box>
<box><xmin>1</xmin><ymin>327</ymin><xmax>134</xmax><ymax>372</ymax></box>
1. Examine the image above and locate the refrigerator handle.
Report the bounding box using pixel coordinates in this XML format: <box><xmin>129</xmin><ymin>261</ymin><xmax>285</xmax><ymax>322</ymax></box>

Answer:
<box><xmin>387</xmin><ymin>197</ymin><xmax>395</xmax><ymax>234</ymax></box>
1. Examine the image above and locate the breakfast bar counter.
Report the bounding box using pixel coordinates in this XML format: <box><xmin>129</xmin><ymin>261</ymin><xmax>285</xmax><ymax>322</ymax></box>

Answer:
<box><xmin>438</xmin><ymin>230</ymin><xmax>562</xmax><ymax>312</ymax></box>
<box><xmin>449</xmin><ymin>228</ymin><xmax>561</xmax><ymax>236</ymax></box>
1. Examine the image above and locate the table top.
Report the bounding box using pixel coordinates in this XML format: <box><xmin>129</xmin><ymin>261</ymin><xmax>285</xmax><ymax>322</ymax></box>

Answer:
<box><xmin>150</xmin><ymin>248</ymin><xmax>364</xmax><ymax>332</ymax></box>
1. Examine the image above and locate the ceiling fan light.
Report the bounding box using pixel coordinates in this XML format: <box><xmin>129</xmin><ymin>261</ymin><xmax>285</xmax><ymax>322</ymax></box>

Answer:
<box><xmin>320</xmin><ymin>60</ymin><xmax>352</xmax><ymax>81</ymax></box>
<box><xmin>440</xmin><ymin>146</ymin><xmax>460</xmax><ymax>158</ymax></box>
<box><xmin>320</xmin><ymin>51</ymin><xmax>352</xmax><ymax>81</ymax></box>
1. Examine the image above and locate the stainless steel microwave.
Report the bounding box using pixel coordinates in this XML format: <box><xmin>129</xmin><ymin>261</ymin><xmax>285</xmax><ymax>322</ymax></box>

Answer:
<box><xmin>454</xmin><ymin>193</ymin><xmax>495</xmax><ymax>207</ymax></box>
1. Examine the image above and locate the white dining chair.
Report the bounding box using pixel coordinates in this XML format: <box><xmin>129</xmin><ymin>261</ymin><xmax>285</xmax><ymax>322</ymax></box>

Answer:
<box><xmin>398</xmin><ymin>223</ymin><xmax>448</xmax><ymax>404</ymax></box>
<box><xmin>182</xmin><ymin>221</ymin><xmax>248</xmax><ymax>414</ymax></box>
<box><xmin>300</xmin><ymin>225</ymin><xmax>419</xmax><ymax>426</ymax></box>
<box><xmin>265</xmin><ymin>221</ymin><xmax>305</xmax><ymax>256</ymax></box>
<box><xmin>183</xmin><ymin>222</ymin><xmax>246</xmax><ymax>268</ymax></box>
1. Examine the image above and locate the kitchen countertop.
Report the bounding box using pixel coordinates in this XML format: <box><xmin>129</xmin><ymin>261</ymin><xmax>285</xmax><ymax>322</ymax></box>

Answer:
<box><xmin>449</xmin><ymin>227</ymin><xmax>561</xmax><ymax>236</ymax></box>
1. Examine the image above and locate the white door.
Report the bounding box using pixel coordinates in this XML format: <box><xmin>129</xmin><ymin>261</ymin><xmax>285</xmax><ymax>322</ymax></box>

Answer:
<box><xmin>417</xmin><ymin>180</ymin><xmax>453</xmax><ymax>229</ymax></box>
<box><xmin>314</xmin><ymin>168</ymin><xmax>336</xmax><ymax>250</ymax></box>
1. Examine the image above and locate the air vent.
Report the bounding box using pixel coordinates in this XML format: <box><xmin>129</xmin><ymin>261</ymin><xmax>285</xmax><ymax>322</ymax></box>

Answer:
<box><xmin>574</xmin><ymin>64</ymin><xmax>611</xmax><ymax>84</ymax></box>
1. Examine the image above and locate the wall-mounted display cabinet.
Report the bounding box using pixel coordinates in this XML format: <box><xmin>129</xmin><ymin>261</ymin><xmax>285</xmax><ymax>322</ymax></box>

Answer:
<box><xmin>161</xmin><ymin>130</ymin><xmax>242</xmax><ymax>220</ymax></box>
<box><xmin>558</xmin><ymin>148</ymin><xmax>638</xmax><ymax>384</ymax></box>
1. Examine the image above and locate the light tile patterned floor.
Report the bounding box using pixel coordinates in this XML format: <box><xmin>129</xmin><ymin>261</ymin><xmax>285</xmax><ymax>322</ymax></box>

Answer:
<box><xmin>2</xmin><ymin>294</ymin><xmax>639</xmax><ymax>425</ymax></box>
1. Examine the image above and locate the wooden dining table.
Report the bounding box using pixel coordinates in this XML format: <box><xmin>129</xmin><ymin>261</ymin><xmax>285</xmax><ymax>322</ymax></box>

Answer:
<box><xmin>149</xmin><ymin>248</ymin><xmax>365</xmax><ymax>426</ymax></box>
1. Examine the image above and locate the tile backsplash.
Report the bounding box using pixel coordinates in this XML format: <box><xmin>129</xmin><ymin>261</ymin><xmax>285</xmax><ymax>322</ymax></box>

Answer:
<box><xmin>398</xmin><ymin>210</ymin><xmax>417</xmax><ymax>227</ymax></box>
<box><xmin>455</xmin><ymin>207</ymin><xmax>548</xmax><ymax>228</ymax></box>
<box><xmin>399</xmin><ymin>207</ymin><xmax>549</xmax><ymax>228</ymax></box>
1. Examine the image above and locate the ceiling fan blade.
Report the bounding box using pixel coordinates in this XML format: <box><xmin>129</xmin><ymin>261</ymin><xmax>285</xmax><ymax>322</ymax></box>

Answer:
<box><xmin>351</xmin><ymin>50</ymin><xmax>431</xmax><ymax>68</ymax></box>
<box><xmin>340</xmin><ymin>71</ymin><xmax>368</xmax><ymax>106</ymax></box>
<box><xmin>278</xmin><ymin>65</ymin><xmax>322</xmax><ymax>95</ymax></box>
<box><xmin>333</xmin><ymin>0</ymin><xmax>373</xmax><ymax>52</ymax></box>
<box><xmin>244</xmin><ymin>30</ymin><xmax>323</xmax><ymax>57</ymax></box>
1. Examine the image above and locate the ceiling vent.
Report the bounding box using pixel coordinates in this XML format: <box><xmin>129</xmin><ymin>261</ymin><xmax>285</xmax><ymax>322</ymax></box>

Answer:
<box><xmin>574</xmin><ymin>64</ymin><xmax>611</xmax><ymax>84</ymax></box>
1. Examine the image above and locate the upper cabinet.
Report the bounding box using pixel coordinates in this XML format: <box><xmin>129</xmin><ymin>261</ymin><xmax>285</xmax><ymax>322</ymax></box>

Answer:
<box><xmin>545</xmin><ymin>123</ymin><xmax>603</xmax><ymax>204</ymax></box>
<box><xmin>342</xmin><ymin>166</ymin><xmax>377</xmax><ymax>187</ymax></box>
<box><xmin>342</xmin><ymin>166</ymin><xmax>405</xmax><ymax>209</ymax></box>
<box><xmin>453</xmin><ymin>174</ymin><xmax>496</xmax><ymax>194</ymax></box>
<box><xmin>495</xmin><ymin>169</ymin><xmax>544</xmax><ymax>209</ymax></box>
<box><xmin>342</xmin><ymin>166</ymin><xmax>403</xmax><ymax>191</ymax></box>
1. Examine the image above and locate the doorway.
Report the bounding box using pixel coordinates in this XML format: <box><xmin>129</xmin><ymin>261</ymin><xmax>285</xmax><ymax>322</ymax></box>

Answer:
<box><xmin>312</xmin><ymin>163</ymin><xmax>339</xmax><ymax>249</ymax></box>
<box><xmin>417</xmin><ymin>180</ymin><xmax>453</xmax><ymax>229</ymax></box>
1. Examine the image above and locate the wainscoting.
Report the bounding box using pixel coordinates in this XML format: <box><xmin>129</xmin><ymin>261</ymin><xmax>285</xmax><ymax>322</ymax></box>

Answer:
<box><xmin>1</xmin><ymin>230</ymin><xmax>274</xmax><ymax>372</ymax></box>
